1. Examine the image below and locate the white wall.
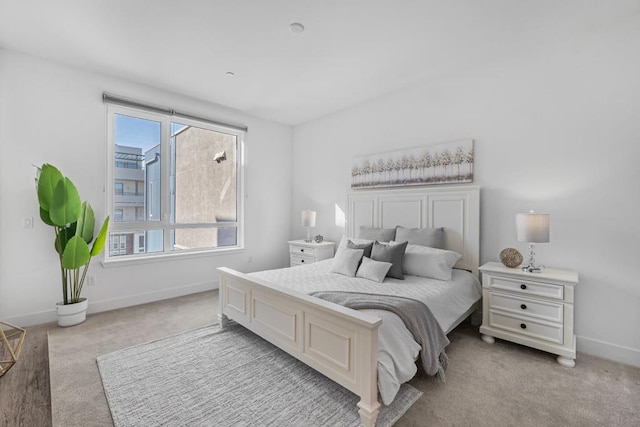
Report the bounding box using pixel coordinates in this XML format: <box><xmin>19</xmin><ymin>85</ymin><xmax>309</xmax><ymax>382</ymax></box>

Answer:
<box><xmin>292</xmin><ymin>15</ymin><xmax>640</xmax><ymax>366</ymax></box>
<box><xmin>0</xmin><ymin>49</ymin><xmax>293</xmax><ymax>326</ymax></box>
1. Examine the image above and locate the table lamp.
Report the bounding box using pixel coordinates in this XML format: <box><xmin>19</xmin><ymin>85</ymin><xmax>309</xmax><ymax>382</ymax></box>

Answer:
<box><xmin>516</xmin><ymin>211</ymin><xmax>550</xmax><ymax>273</ymax></box>
<box><xmin>301</xmin><ymin>209</ymin><xmax>316</xmax><ymax>243</ymax></box>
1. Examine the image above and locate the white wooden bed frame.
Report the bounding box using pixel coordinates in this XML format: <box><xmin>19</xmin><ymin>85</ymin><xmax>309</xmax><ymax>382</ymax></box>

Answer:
<box><xmin>217</xmin><ymin>185</ymin><xmax>480</xmax><ymax>426</ymax></box>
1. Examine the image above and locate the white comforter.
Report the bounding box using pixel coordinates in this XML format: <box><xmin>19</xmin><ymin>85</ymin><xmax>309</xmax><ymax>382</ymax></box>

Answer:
<box><xmin>250</xmin><ymin>259</ymin><xmax>481</xmax><ymax>405</ymax></box>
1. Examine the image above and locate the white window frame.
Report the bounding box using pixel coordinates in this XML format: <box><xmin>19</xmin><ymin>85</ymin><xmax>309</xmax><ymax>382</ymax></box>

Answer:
<box><xmin>104</xmin><ymin>104</ymin><xmax>245</xmax><ymax>265</ymax></box>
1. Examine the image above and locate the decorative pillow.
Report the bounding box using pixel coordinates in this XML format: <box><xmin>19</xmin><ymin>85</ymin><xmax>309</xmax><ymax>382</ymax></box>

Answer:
<box><xmin>347</xmin><ymin>240</ymin><xmax>373</xmax><ymax>258</ymax></box>
<box><xmin>370</xmin><ymin>241</ymin><xmax>408</xmax><ymax>279</ymax></box>
<box><xmin>356</xmin><ymin>257</ymin><xmax>393</xmax><ymax>283</ymax></box>
<box><xmin>395</xmin><ymin>226</ymin><xmax>445</xmax><ymax>249</ymax></box>
<box><xmin>338</xmin><ymin>236</ymin><xmax>373</xmax><ymax>250</ymax></box>
<box><xmin>357</xmin><ymin>226</ymin><xmax>396</xmax><ymax>242</ymax></box>
<box><xmin>402</xmin><ymin>244</ymin><xmax>461</xmax><ymax>281</ymax></box>
<box><xmin>329</xmin><ymin>247</ymin><xmax>364</xmax><ymax>277</ymax></box>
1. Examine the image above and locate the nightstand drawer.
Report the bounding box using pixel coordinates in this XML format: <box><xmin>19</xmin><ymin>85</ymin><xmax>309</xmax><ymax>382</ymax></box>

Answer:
<box><xmin>490</xmin><ymin>276</ymin><xmax>563</xmax><ymax>300</ymax></box>
<box><xmin>489</xmin><ymin>292</ymin><xmax>563</xmax><ymax>323</ymax></box>
<box><xmin>290</xmin><ymin>254</ymin><xmax>315</xmax><ymax>266</ymax></box>
<box><xmin>489</xmin><ymin>311</ymin><xmax>563</xmax><ymax>345</ymax></box>
<box><xmin>290</xmin><ymin>245</ymin><xmax>317</xmax><ymax>257</ymax></box>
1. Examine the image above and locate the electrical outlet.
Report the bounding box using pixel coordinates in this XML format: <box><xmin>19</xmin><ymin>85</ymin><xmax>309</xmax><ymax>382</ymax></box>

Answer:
<box><xmin>87</xmin><ymin>276</ymin><xmax>96</xmax><ymax>286</ymax></box>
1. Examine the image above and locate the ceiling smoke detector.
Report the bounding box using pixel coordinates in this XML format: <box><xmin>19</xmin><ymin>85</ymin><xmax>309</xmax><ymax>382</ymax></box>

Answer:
<box><xmin>289</xmin><ymin>23</ymin><xmax>305</xmax><ymax>33</ymax></box>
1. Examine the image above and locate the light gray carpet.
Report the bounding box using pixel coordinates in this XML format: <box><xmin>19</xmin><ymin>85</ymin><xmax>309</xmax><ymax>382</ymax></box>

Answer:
<box><xmin>97</xmin><ymin>325</ymin><xmax>421</xmax><ymax>427</ymax></box>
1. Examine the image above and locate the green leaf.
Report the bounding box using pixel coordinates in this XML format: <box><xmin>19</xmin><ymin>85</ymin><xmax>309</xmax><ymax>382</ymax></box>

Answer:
<box><xmin>36</xmin><ymin>164</ymin><xmax>63</xmax><ymax>212</ymax></box>
<box><xmin>50</xmin><ymin>178</ymin><xmax>82</xmax><ymax>226</ymax></box>
<box><xmin>55</xmin><ymin>224</ymin><xmax>77</xmax><ymax>255</ymax></box>
<box><xmin>40</xmin><ymin>207</ymin><xmax>54</xmax><ymax>226</ymax></box>
<box><xmin>90</xmin><ymin>216</ymin><xmax>110</xmax><ymax>257</ymax></box>
<box><xmin>75</xmin><ymin>202</ymin><xmax>95</xmax><ymax>244</ymax></box>
<box><xmin>61</xmin><ymin>236</ymin><xmax>91</xmax><ymax>269</ymax></box>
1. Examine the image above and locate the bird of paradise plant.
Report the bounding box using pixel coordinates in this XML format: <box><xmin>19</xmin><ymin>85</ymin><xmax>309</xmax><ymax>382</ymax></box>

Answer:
<box><xmin>35</xmin><ymin>164</ymin><xmax>110</xmax><ymax>305</ymax></box>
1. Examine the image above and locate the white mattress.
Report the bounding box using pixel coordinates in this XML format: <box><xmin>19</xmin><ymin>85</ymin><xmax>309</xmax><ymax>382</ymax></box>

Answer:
<box><xmin>250</xmin><ymin>260</ymin><xmax>481</xmax><ymax>405</ymax></box>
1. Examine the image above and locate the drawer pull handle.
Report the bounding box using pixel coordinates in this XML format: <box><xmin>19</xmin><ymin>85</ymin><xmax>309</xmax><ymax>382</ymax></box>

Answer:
<box><xmin>301</xmin><ymin>259</ymin><xmax>305</xmax><ymax>263</ymax></box>
<box><xmin>300</xmin><ymin>249</ymin><xmax>304</xmax><ymax>252</ymax></box>
<box><xmin>520</xmin><ymin>304</ymin><xmax>527</xmax><ymax>310</ymax></box>
<box><xmin>520</xmin><ymin>284</ymin><xmax>527</xmax><ymax>290</ymax></box>
<box><xmin>520</xmin><ymin>323</ymin><xmax>527</xmax><ymax>329</ymax></box>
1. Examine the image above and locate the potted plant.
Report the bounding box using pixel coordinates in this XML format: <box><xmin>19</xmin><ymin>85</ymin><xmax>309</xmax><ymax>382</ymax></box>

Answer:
<box><xmin>35</xmin><ymin>164</ymin><xmax>110</xmax><ymax>327</ymax></box>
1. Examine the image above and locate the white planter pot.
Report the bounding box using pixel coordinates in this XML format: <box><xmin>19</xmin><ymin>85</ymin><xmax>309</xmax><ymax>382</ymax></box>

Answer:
<box><xmin>56</xmin><ymin>298</ymin><xmax>88</xmax><ymax>327</ymax></box>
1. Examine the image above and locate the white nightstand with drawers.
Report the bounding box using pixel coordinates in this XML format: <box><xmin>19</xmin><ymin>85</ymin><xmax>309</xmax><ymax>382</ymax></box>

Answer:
<box><xmin>479</xmin><ymin>262</ymin><xmax>579</xmax><ymax>367</ymax></box>
<box><xmin>288</xmin><ymin>240</ymin><xmax>335</xmax><ymax>267</ymax></box>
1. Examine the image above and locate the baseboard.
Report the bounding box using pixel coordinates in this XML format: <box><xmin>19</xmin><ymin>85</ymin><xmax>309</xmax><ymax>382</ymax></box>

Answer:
<box><xmin>4</xmin><ymin>281</ymin><xmax>218</xmax><ymax>328</ymax></box>
<box><xmin>577</xmin><ymin>335</ymin><xmax>640</xmax><ymax>368</ymax></box>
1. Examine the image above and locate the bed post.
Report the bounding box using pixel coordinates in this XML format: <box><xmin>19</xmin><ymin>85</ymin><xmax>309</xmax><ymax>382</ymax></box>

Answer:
<box><xmin>357</xmin><ymin>328</ymin><xmax>380</xmax><ymax>427</ymax></box>
<box><xmin>218</xmin><ymin>274</ymin><xmax>230</xmax><ymax>329</ymax></box>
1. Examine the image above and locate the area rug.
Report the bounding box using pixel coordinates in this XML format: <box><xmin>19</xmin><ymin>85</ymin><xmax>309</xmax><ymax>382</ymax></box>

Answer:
<box><xmin>97</xmin><ymin>325</ymin><xmax>422</xmax><ymax>427</ymax></box>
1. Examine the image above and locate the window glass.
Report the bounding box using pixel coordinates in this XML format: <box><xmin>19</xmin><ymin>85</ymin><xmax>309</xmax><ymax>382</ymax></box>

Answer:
<box><xmin>107</xmin><ymin>106</ymin><xmax>243</xmax><ymax>260</ymax></box>
<box><xmin>170</xmin><ymin>123</ymin><xmax>238</xmax><ymax>225</ymax></box>
<box><xmin>113</xmin><ymin>114</ymin><xmax>161</xmax><ymax>225</ymax></box>
<box><xmin>170</xmin><ymin>226</ymin><xmax>237</xmax><ymax>251</ymax></box>
<box><xmin>108</xmin><ymin>231</ymin><xmax>163</xmax><ymax>257</ymax></box>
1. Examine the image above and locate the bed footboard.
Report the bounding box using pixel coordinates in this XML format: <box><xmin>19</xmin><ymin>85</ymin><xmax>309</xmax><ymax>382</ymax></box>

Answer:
<box><xmin>217</xmin><ymin>267</ymin><xmax>382</xmax><ymax>426</ymax></box>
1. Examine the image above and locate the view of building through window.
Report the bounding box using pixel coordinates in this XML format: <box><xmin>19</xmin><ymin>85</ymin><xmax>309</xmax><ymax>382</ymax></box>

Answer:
<box><xmin>109</xmin><ymin>109</ymin><xmax>241</xmax><ymax>258</ymax></box>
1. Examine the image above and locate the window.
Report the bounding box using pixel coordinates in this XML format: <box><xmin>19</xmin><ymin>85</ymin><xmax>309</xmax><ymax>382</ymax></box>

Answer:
<box><xmin>106</xmin><ymin>103</ymin><xmax>244</xmax><ymax>260</ymax></box>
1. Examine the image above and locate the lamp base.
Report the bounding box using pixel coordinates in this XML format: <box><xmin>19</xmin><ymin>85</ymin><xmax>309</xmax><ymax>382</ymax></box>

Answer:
<box><xmin>522</xmin><ymin>265</ymin><xmax>543</xmax><ymax>273</ymax></box>
<box><xmin>304</xmin><ymin>227</ymin><xmax>313</xmax><ymax>243</ymax></box>
<box><xmin>521</xmin><ymin>243</ymin><xmax>544</xmax><ymax>273</ymax></box>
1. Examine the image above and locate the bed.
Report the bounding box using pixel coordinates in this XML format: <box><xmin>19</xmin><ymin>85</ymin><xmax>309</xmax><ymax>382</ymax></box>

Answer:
<box><xmin>217</xmin><ymin>186</ymin><xmax>480</xmax><ymax>426</ymax></box>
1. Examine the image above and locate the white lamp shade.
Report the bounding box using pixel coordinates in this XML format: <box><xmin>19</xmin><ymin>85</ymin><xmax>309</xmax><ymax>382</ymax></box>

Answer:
<box><xmin>516</xmin><ymin>212</ymin><xmax>550</xmax><ymax>243</ymax></box>
<box><xmin>301</xmin><ymin>210</ymin><xmax>316</xmax><ymax>227</ymax></box>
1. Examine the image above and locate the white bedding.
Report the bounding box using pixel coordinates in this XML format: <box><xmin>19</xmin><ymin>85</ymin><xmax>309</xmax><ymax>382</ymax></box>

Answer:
<box><xmin>250</xmin><ymin>259</ymin><xmax>481</xmax><ymax>405</ymax></box>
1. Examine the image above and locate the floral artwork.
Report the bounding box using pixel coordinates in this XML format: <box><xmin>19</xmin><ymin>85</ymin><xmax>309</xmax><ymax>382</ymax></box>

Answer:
<box><xmin>351</xmin><ymin>140</ymin><xmax>474</xmax><ymax>188</ymax></box>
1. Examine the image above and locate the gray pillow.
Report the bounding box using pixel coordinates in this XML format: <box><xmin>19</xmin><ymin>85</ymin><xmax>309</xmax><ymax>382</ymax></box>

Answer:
<box><xmin>347</xmin><ymin>239</ymin><xmax>373</xmax><ymax>258</ymax></box>
<box><xmin>395</xmin><ymin>226</ymin><xmax>445</xmax><ymax>249</ymax></box>
<box><xmin>357</xmin><ymin>226</ymin><xmax>396</xmax><ymax>242</ymax></box>
<box><xmin>356</xmin><ymin>257</ymin><xmax>392</xmax><ymax>283</ymax></box>
<box><xmin>329</xmin><ymin>247</ymin><xmax>364</xmax><ymax>277</ymax></box>
<box><xmin>370</xmin><ymin>241</ymin><xmax>408</xmax><ymax>279</ymax></box>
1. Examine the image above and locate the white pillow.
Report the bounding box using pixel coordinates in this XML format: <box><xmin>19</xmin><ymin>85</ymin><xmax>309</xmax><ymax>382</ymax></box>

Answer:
<box><xmin>356</xmin><ymin>256</ymin><xmax>393</xmax><ymax>283</ymax></box>
<box><xmin>397</xmin><ymin>243</ymin><xmax>461</xmax><ymax>281</ymax></box>
<box><xmin>329</xmin><ymin>247</ymin><xmax>364</xmax><ymax>277</ymax></box>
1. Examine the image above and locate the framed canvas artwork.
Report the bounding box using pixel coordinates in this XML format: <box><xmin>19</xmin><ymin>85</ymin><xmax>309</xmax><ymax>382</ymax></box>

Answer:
<box><xmin>351</xmin><ymin>139</ymin><xmax>473</xmax><ymax>189</ymax></box>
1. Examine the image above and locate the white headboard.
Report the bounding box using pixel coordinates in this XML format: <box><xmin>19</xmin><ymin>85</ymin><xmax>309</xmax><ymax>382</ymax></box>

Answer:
<box><xmin>346</xmin><ymin>185</ymin><xmax>480</xmax><ymax>276</ymax></box>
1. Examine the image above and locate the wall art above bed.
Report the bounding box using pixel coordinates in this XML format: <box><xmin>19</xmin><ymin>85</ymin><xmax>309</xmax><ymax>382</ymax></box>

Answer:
<box><xmin>351</xmin><ymin>139</ymin><xmax>474</xmax><ymax>188</ymax></box>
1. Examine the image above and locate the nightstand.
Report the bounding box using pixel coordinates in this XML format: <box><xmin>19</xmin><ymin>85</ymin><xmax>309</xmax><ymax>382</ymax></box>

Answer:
<box><xmin>287</xmin><ymin>240</ymin><xmax>335</xmax><ymax>267</ymax></box>
<box><xmin>479</xmin><ymin>262</ymin><xmax>578</xmax><ymax>367</ymax></box>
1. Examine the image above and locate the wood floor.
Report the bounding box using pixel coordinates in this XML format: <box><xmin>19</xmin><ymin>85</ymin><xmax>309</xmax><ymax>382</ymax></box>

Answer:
<box><xmin>0</xmin><ymin>322</ymin><xmax>52</xmax><ymax>427</ymax></box>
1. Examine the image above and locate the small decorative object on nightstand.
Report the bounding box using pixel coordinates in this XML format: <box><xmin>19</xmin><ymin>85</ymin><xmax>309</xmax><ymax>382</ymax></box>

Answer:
<box><xmin>288</xmin><ymin>240</ymin><xmax>334</xmax><ymax>267</ymax></box>
<box><xmin>479</xmin><ymin>262</ymin><xmax>578</xmax><ymax>367</ymax></box>
<box><xmin>499</xmin><ymin>247</ymin><xmax>523</xmax><ymax>268</ymax></box>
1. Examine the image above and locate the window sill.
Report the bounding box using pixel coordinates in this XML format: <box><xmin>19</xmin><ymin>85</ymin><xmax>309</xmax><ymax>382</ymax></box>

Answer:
<box><xmin>100</xmin><ymin>246</ymin><xmax>245</xmax><ymax>268</ymax></box>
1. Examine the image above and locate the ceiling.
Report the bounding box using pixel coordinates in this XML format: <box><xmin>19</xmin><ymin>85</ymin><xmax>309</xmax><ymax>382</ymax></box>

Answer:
<box><xmin>1</xmin><ymin>1</ymin><xmax>639</xmax><ymax>125</ymax></box>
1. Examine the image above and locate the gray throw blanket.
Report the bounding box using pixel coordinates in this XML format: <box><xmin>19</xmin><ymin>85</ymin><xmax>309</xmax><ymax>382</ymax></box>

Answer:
<box><xmin>309</xmin><ymin>291</ymin><xmax>450</xmax><ymax>381</ymax></box>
